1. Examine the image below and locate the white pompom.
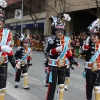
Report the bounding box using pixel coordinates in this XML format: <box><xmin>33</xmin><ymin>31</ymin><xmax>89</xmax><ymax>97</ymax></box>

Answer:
<box><xmin>0</xmin><ymin>0</ymin><xmax>7</xmax><ymax>8</ymax></box>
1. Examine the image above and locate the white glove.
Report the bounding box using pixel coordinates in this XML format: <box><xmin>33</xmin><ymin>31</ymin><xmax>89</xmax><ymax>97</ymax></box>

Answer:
<box><xmin>56</xmin><ymin>46</ymin><xmax>62</xmax><ymax>52</ymax></box>
<box><xmin>85</xmin><ymin>36</ymin><xmax>90</xmax><ymax>45</ymax></box>
<box><xmin>1</xmin><ymin>45</ymin><xmax>12</xmax><ymax>53</ymax></box>
<box><xmin>17</xmin><ymin>61</ymin><xmax>21</xmax><ymax>65</ymax></box>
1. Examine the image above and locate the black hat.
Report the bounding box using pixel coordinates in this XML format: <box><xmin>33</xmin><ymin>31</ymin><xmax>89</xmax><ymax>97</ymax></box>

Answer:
<box><xmin>20</xmin><ymin>38</ymin><xmax>29</xmax><ymax>46</ymax></box>
<box><xmin>22</xmin><ymin>38</ymin><xmax>29</xmax><ymax>43</ymax></box>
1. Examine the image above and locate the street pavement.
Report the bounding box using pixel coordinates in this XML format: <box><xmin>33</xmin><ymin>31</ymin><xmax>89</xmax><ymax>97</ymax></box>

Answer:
<box><xmin>5</xmin><ymin>47</ymin><xmax>95</xmax><ymax>100</ymax></box>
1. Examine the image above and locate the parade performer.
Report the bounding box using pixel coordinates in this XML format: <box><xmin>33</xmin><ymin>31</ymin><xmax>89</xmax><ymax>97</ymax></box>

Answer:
<box><xmin>0</xmin><ymin>1</ymin><xmax>20</xmax><ymax>100</ymax></box>
<box><xmin>45</xmin><ymin>14</ymin><xmax>79</xmax><ymax>100</ymax></box>
<box><xmin>83</xmin><ymin>19</ymin><xmax>100</xmax><ymax>100</ymax></box>
<box><xmin>14</xmin><ymin>38</ymin><xmax>32</xmax><ymax>90</ymax></box>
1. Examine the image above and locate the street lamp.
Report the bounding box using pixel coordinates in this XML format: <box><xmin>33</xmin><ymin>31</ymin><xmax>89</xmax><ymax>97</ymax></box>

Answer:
<box><xmin>21</xmin><ymin>0</ymin><xmax>23</xmax><ymax>34</ymax></box>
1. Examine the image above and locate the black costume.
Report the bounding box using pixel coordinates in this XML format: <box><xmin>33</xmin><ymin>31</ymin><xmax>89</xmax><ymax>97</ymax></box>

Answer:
<box><xmin>83</xmin><ymin>40</ymin><xmax>100</xmax><ymax>100</ymax></box>
<box><xmin>0</xmin><ymin>9</ymin><xmax>17</xmax><ymax>100</ymax></box>
<box><xmin>83</xmin><ymin>18</ymin><xmax>100</xmax><ymax>100</ymax></box>
<box><xmin>14</xmin><ymin>40</ymin><xmax>32</xmax><ymax>90</ymax></box>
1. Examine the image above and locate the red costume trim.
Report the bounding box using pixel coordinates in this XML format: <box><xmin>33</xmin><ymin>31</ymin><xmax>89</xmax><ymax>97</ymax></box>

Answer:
<box><xmin>51</xmin><ymin>48</ymin><xmax>58</xmax><ymax>55</ymax></box>
<box><xmin>84</xmin><ymin>45</ymin><xmax>90</xmax><ymax>50</ymax></box>
<box><xmin>65</xmin><ymin>50</ymin><xmax>72</xmax><ymax>58</ymax></box>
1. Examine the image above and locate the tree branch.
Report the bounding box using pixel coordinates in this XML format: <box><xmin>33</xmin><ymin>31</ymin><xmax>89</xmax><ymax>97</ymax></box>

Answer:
<box><xmin>45</xmin><ymin>1</ymin><xmax>59</xmax><ymax>14</ymax></box>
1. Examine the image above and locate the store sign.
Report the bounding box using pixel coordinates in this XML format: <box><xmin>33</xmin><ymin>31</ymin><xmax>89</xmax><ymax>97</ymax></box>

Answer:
<box><xmin>9</xmin><ymin>23</ymin><xmax>44</xmax><ymax>29</ymax></box>
<box><xmin>7</xmin><ymin>0</ymin><xmax>20</xmax><ymax>5</ymax></box>
<box><xmin>15</xmin><ymin>9</ymin><xmax>22</xmax><ymax>19</ymax></box>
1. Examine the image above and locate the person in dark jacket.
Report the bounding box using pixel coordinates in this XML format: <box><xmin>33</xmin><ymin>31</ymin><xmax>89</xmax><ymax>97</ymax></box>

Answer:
<box><xmin>45</xmin><ymin>14</ymin><xmax>79</xmax><ymax>100</ymax></box>
<box><xmin>0</xmin><ymin>8</ymin><xmax>20</xmax><ymax>100</ymax></box>
<box><xmin>14</xmin><ymin>38</ymin><xmax>32</xmax><ymax>90</ymax></box>
<box><xmin>82</xmin><ymin>19</ymin><xmax>100</xmax><ymax>100</ymax></box>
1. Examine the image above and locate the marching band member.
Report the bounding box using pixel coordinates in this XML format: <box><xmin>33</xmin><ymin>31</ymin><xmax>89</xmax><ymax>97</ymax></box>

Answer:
<box><xmin>45</xmin><ymin>14</ymin><xmax>79</xmax><ymax>100</ymax></box>
<box><xmin>83</xmin><ymin>19</ymin><xmax>100</xmax><ymax>100</ymax></box>
<box><xmin>0</xmin><ymin>8</ymin><xmax>20</xmax><ymax>100</ymax></box>
<box><xmin>14</xmin><ymin>38</ymin><xmax>32</xmax><ymax>90</ymax></box>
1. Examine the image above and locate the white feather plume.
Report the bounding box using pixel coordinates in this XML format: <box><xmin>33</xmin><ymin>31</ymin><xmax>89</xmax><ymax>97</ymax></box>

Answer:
<box><xmin>63</xmin><ymin>14</ymin><xmax>71</xmax><ymax>21</ymax></box>
<box><xmin>88</xmin><ymin>18</ymin><xmax>100</xmax><ymax>32</ymax></box>
<box><xmin>0</xmin><ymin>0</ymin><xmax>7</xmax><ymax>8</ymax></box>
<box><xmin>51</xmin><ymin>15</ymin><xmax>58</xmax><ymax>26</ymax></box>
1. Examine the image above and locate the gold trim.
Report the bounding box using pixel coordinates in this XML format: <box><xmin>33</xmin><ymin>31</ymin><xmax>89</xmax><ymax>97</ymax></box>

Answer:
<box><xmin>23</xmin><ymin>73</ymin><xmax>29</xmax><ymax>87</ymax></box>
<box><xmin>57</xmin><ymin>58</ymin><xmax>65</xmax><ymax>68</ymax></box>
<box><xmin>20</xmin><ymin>60</ymin><xmax>26</xmax><ymax>66</ymax></box>
<box><xmin>0</xmin><ymin>57</ymin><xmax>5</xmax><ymax>65</ymax></box>
<box><xmin>65</xmin><ymin>78</ymin><xmax>70</xmax><ymax>85</ymax></box>
<box><xmin>94</xmin><ymin>87</ymin><xmax>100</xmax><ymax>100</ymax></box>
<box><xmin>91</xmin><ymin>61</ymin><xmax>98</xmax><ymax>71</ymax></box>
<box><xmin>0</xmin><ymin>94</ymin><xmax>5</xmax><ymax>100</ymax></box>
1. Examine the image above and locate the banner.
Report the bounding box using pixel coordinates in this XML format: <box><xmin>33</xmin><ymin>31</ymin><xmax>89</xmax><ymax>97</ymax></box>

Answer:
<box><xmin>15</xmin><ymin>9</ymin><xmax>22</xmax><ymax>19</ymax></box>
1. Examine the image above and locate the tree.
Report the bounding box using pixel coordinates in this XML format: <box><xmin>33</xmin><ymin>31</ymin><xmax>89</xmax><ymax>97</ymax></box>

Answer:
<box><xmin>87</xmin><ymin>0</ymin><xmax>100</xmax><ymax>18</ymax></box>
<box><xmin>60</xmin><ymin>0</ymin><xmax>100</xmax><ymax>18</ymax></box>
<box><xmin>45</xmin><ymin>0</ymin><xmax>67</xmax><ymax>14</ymax></box>
<box><xmin>24</xmin><ymin>0</ymin><xmax>46</xmax><ymax>34</ymax></box>
<box><xmin>55</xmin><ymin>0</ymin><xmax>66</xmax><ymax>13</ymax></box>
<box><xmin>6</xmin><ymin>0</ymin><xmax>46</xmax><ymax>34</ymax></box>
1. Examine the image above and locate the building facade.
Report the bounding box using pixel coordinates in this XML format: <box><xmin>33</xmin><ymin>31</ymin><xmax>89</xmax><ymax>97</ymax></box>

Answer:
<box><xmin>5</xmin><ymin>0</ymin><xmax>98</xmax><ymax>35</ymax></box>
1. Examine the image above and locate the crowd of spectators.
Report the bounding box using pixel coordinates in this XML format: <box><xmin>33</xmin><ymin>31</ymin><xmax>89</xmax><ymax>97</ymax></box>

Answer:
<box><xmin>69</xmin><ymin>33</ymin><xmax>88</xmax><ymax>58</ymax></box>
<box><xmin>28</xmin><ymin>34</ymin><xmax>50</xmax><ymax>51</ymax></box>
<box><xmin>13</xmin><ymin>29</ymin><xmax>88</xmax><ymax>59</ymax></box>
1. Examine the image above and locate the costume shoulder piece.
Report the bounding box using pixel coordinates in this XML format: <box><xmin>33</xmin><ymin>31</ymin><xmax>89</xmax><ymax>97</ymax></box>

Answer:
<box><xmin>48</xmin><ymin>35</ymin><xmax>55</xmax><ymax>44</ymax></box>
<box><xmin>50</xmin><ymin>35</ymin><xmax>56</xmax><ymax>40</ymax></box>
<box><xmin>65</xmin><ymin>36</ymin><xmax>70</xmax><ymax>39</ymax></box>
<box><xmin>65</xmin><ymin>36</ymin><xmax>70</xmax><ymax>42</ymax></box>
<box><xmin>28</xmin><ymin>47</ymin><xmax>32</xmax><ymax>50</ymax></box>
<box><xmin>4</xmin><ymin>28</ymin><xmax>9</xmax><ymax>30</ymax></box>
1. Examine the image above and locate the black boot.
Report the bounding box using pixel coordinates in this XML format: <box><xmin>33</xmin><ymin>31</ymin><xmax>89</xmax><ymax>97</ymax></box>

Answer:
<box><xmin>14</xmin><ymin>85</ymin><xmax>18</xmax><ymax>88</ymax></box>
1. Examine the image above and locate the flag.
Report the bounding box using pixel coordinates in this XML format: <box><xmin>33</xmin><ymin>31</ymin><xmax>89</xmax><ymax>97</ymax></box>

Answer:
<box><xmin>15</xmin><ymin>9</ymin><xmax>22</xmax><ymax>19</ymax></box>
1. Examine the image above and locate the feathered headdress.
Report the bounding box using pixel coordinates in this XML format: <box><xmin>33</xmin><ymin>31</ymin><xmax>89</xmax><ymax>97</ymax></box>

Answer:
<box><xmin>0</xmin><ymin>0</ymin><xmax>7</xmax><ymax>8</ymax></box>
<box><xmin>0</xmin><ymin>0</ymin><xmax>7</xmax><ymax>23</ymax></box>
<box><xmin>87</xmin><ymin>18</ymin><xmax>100</xmax><ymax>34</ymax></box>
<box><xmin>0</xmin><ymin>8</ymin><xmax>5</xmax><ymax>23</ymax></box>
<box><xmin>51</xmin><ymin>14</ymin><xmax>71</xmax><ymax>30</ymax></box>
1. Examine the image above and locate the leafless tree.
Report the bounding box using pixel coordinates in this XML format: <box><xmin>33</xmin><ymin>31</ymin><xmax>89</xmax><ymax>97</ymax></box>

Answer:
<box><xmin>24</xmin><ymin>0</ymin><xmax>46</xmax><ymax>33</ymax></box>
<box><xmin>47</xmin><ymin>0</ymin><xmax>67</xmax><ymax>14</ymax></box>
<box><xmin>62</xmin><ymin>0</ymin><xmax>100</xmax><ymax>18</ymax></box>
<box><xmin>88</xmin><ymin>0</ymin><xmax>100</xmax><ymax>18</ymax></box>
<box><xmin>6</xmin><ymin>0</ymin><xmax>46</xmax><ymax>33</ymax></box>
